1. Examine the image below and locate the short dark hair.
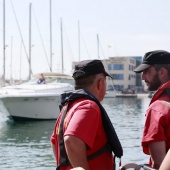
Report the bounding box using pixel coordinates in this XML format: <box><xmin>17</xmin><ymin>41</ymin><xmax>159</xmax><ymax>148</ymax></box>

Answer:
<box><xmin>154</xmin><ymin>64</ymin><xmax>170</xmax><ymax>77</ymax></box>
<box><xmin>74</xmin><ymin>74</ymin><xmax>97</xmax><ymax>90</ymax></box>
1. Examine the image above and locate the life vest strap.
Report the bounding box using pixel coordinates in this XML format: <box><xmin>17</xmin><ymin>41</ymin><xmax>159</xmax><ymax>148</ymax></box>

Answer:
<box><xmin>87</xmin><ymin>144</ymin><xmax>112</xmax><ymax>161</ymax></box>
<box><xmin>59</xmin><ymin>103</ymin><xmax>112</xmax><ymax>167</ymax></box>
<box><xmin>59</xmin><ymin>104</ymin><xmax>70</xmax><ymax>166</ymax></box>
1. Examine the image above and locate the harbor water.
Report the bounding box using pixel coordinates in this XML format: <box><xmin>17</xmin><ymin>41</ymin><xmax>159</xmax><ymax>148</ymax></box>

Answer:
<box><xmin>0</xmin><ymin>96</ymin><xmax>150</xmax><ymax>170</ymax></box>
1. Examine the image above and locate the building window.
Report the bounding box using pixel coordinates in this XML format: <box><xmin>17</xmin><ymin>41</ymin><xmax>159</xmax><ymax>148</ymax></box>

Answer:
<box><xmin>130</xmin><ymin>59</ymin><xmax>135</xmax><ymax>64</ymax></box>
<box><xmin>111</xmin><ymin>74</ymin><xmax>124</xmax><ymax>80</ymax></box>
<box><xmin>129</xmin><ymin>65</ymin><xmax>134</xmax><ymax>71</ymax></box>
<box><xmin>114</xmin><ymin>85</ymin><xmax>124</xmax><ymax>91</ymax></box>
<box><xmin>108</xmin><ymin>64</ymin><xmax>124</xmax><ymax>70</ymax></box>
<box><xmin>108</xmin><ymin>85</ymin><xmax>114</xmax><ymax>90</ymax></box>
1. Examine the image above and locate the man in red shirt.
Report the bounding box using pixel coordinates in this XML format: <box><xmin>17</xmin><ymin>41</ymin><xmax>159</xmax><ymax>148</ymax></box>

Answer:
<box><xmin>134</xmin><ymin>50</ymin><xmax>170</xmax><ymax>169</ymax></box>
<box><xmin>51</xmin><ymin>60</ymin><xmax>115</xmax><ymax>170</ymax></box>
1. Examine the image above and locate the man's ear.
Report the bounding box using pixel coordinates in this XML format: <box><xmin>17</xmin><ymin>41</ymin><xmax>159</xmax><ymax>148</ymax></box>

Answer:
<box><xmin>159</xmin><ymin>68</ymin><xmax>168</xmax><ymax>81</ymax></box>
<box><xmin>159</xmin><ymin>68</ymin><xmax>166</xmax><ymax>76</ymax></box>
<box><xmin>97</xmin><ymin>79</ymin><xmax>102</xmax><ymax>91</ymax></box>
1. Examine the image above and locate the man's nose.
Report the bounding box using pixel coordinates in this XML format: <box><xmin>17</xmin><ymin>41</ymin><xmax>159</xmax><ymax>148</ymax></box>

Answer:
<box><xmin>142</xmin><ymin>73</ymin><xmax>146</xmax><ymax>80</ymax></box>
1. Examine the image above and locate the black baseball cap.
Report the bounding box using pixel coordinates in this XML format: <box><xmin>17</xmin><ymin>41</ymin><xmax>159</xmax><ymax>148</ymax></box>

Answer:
<box><xmin>72</xmin><ymin>59</ymin><xmax>113</xmax><ymax>80</ymax></box>
<box><xmin>134</xmin><ymin>50</ymin><xmax>170</xmax><ymax>73</ymax></box>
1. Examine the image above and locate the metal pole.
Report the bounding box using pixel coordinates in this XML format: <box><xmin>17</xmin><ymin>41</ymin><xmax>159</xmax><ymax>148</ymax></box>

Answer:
<box><xmin>3</xmin><ymin>0</ymin><xmax>6</xmax><ymax>85</ymax></box>
<box><xmin>10</xmin><ymin>36</ymin><xmax>13</xmax><ymax>84</ymax></box>
<box><xmin>60</xmin><ymin>18</ymin><xmax>64</xmax><ymax>73</ymax></box>
<box><xmin>78</xmin><ymin>20</ymin><xmax>80</xmax><ymax>61</ymax></box>
<box><xmin>20</xmin><ymin>40</ymin><xmax>22</xmax><ymax>82</ymax></box>
<box><xmin>97</xmin><ymin>34</ymin><xmax>100</xmax><ymax>59</ymax></box>
<box><xmin>50</xmin><ymin>0</ymin><xmax>52</xmax><ymax>72</ymax></box>
<box><xmin>28</xmin><ymin>3</ymin><xmax>32</xmax><ymax>80</ymax></box>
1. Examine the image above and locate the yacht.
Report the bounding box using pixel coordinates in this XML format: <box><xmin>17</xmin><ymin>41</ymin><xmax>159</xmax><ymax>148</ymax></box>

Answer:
<box><xmin>104</xmin><ymin>91</ymin><xmax>116</xmax><ymax>98</ymax></box>
<box><xmin>0</xmin><ymin>73</ymin><xmax>74</xmax><ymax>121</ymax></box>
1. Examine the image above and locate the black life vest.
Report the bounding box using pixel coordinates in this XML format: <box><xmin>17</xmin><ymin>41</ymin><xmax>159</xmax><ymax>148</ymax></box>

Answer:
<box><xmin>58</xmin><ymin>89</ymin><xmax>123</xmax><ymax>168</ymax></box>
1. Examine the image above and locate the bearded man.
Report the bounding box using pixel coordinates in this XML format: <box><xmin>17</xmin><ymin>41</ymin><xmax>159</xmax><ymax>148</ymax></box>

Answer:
<box><xmin>134</xmin><ymin>50</ymin><xmax>170</xmax><ymax>169</ymax></box>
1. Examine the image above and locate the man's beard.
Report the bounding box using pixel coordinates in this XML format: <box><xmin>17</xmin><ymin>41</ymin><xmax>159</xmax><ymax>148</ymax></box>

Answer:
<box><xmin>146</xmin><ymin>73</ymin><xmax>161</xmax><ymax>91</ymax></box>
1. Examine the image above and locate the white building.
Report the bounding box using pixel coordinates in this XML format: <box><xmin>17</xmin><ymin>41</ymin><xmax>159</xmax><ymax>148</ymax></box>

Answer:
<box><xmin>102</xmin><ymin>56</ymin><xmax>143</xmax><ymax>92</ymax></box>
<box><xmin>72</xmin><ymin>56</ymin><xmax>143</xmax><ymax>92</ymax></box>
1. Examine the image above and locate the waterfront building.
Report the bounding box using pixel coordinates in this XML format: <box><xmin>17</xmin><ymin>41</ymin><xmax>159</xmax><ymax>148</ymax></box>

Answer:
<box><xmin>102</xmin><ymin>56</ymin><xmax>143</xmax><ymax>92</ymax></box>
<box><xmin>72</xmin><ymin>56</ymin><xmax>144</xmax><ymax>92</ymax></box>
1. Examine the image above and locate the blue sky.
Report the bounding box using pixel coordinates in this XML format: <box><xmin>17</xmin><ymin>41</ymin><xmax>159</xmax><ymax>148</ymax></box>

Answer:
<box><xmin>0</xmin><ymin>0</ymin><xmax>170</xmax><ymax>79</ymax></box>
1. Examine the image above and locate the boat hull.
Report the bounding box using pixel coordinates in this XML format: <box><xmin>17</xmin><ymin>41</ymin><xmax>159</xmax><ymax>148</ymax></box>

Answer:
<box><xmin>116</xmin><ymin>94</ymin><xmax>137</xmax><ymax>97</ymax></box>
<box><xmin>1</xmin><ymin>94</ymin><xmax>61</xmax><ymax>121</ymax></box>
<box><xmin>104</xmin><ymin>91</ymin><xmax>116</xmax><ymax>98</ymax></box>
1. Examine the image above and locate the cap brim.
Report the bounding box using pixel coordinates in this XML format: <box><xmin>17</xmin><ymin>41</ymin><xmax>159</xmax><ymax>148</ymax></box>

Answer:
<box><xmin>134</xmin><ymin>64</ymin><xmax>151</xmax><ymax>73</ymax></box>
<box><xmin>104</xmin><ymin>71</ymin><xmax>113</xmax><ymax>79</ymax></box>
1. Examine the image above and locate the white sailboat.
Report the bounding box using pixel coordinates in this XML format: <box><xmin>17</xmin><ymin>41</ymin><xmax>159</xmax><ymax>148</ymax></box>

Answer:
<box><xmin>0</xmin><ymin>2</ymin><xmax>74</xmax><ymax>121</ymax></box>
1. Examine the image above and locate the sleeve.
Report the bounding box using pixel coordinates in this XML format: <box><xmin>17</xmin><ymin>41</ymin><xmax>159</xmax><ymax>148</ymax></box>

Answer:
<box><xmin>50</xmin><ymin>110</ymin><xmax>64</xmax><ymax>145</ymax></box>
<box><xmin>50</xmin><ymin>131</ymin><xmax>55</xmax><ymax>144</ymax></box>
<box><xmin>64</xmin><ymin>101</ymin><xmax>100</xmax><ymax>149</ymax></box>
<box><xmin>142</xmin><ymin>106</ymin><xmax>166</xmax><ymax>154</ymax></box>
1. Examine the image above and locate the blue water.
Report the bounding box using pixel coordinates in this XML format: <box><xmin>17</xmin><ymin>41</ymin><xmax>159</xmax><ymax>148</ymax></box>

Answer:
<box><xmin>0</xmin><ymin>96</ymin><xmax>150</xmax><ymax>170</ymax></box>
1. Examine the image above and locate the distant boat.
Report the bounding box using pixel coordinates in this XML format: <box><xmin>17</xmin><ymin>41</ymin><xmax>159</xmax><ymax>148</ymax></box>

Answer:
<box><xmin>0</xmin><ymin>1</ymin><xmax>76</xmax><ymax>121</ymax></box>
<box><xmin>116</xmin><ymin>89</ymin><xmax>137</xmax><ymax>98</ymax></box>
<box><xmin>0</xmin><ymin>72</ymin><xmax>74</xmax><ymax>121</ymax></box>
<box><xmin>105</xmin><ymin>91</ymin><xmax>116</xmax><ymax>98</ymax></box>
<box><xmin>116</xmin><ymin>93</ymin><xmax>137</xmax><ymax>98</ymax></box>
<box><xmin>148</xmin><ymin>91</ymin><xmax>155</xmax><ymax>98</ymax></box>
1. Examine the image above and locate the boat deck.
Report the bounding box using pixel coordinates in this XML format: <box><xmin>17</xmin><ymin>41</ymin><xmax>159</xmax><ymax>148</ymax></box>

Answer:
<box><xmin>116</xmin><ymin>94</ymin><xmax>137</xmax><ymax>97</ymax></box>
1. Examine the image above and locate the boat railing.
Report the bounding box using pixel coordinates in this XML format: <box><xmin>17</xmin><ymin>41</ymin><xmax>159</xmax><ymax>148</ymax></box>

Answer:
<box><xmin>119</xmin><ymin>163</ymin><xmax>157</xmax><ymax>170</ymax></box>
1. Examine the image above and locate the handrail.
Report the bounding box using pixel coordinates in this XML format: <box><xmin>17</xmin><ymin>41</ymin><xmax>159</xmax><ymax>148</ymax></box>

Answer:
<box><xmin>119</xmin><ymin>163</ymin><xmax>157</xmax><ymax>170</ymax></box>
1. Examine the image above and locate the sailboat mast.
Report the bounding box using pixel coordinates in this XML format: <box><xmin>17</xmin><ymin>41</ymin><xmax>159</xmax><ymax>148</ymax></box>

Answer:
<box><xmin>3</xmin><ymin>0</ymin><xmax>5</xmax><ymax>85</ymax></box>
<box><xmin>97</xmin><ymin>34</ymin><xmax>100</xmax><ymax>59</ymax></box>
<box><xmin>20</xmin><ymin>40</ymin><xmax>22</xmax><ymax>82</ymax></box>
<box><xmin>49</xmin><ymin>0</ymin><xmax>52</xmax><ymax>72</ymax></box>
<box><xmin>60</xmin><ymin>18</ymin><xmax>64</xmax><ymax>73</ymax></box>
<box><xmin>28</xmin><ymin>3</ymin><xmax>32</xmax><ymax>80</ymax></box>
<box><xmin>78</xmin><ymin>20</ymin><xmax>80</xmax><ymax>61</ymax></box>
<box><xmin>10</xmin><ymin>36</ymin><xmax>13</xmax><ymax>84</ymax></box>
